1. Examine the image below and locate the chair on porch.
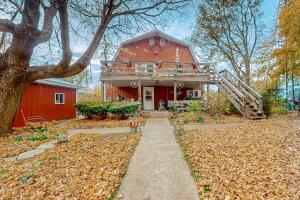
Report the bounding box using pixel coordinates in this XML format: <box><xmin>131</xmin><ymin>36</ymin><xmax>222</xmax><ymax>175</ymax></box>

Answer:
<box><xmin>158</xmin><ymin>99</ymin><xmax>166</xmax><ymax>111</ymax></box>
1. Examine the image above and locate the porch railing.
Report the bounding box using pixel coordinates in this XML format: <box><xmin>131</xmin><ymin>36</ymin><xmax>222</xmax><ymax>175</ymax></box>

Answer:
<box><xmin>100</xmin><ymin>61</ymin><xmax>211</xmax><ymax>77</ymax></box>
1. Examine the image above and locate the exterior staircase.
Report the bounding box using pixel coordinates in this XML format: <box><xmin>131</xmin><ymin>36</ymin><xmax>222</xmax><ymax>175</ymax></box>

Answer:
<box><xmin>211</xmin><ymin>68</ymin><xmax>265</xmax><ymax>119</ymax></box>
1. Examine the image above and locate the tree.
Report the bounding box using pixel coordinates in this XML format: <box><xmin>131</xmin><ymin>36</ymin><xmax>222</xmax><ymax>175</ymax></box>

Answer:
<box><xmin>254</xmin><ymin>29</ymin><xmax>281</xmax><ymax>91</ymax></box>
<box><xmin>0</xmin><ymin>0</ymin><xmax>189</xmax><ymax>136</ymax></box>
<box><xmin>63</xmin><ymin>68</ymin><xmax>91</xmax><ymax>87</ymax></box>
<box><xmin>273</xmin><ymin>0</ymin><xmax>300</xmax><ymax>105</ymax></box>
<box><xmin>192</xmin><ymin>0</ymin><xmax>263</xmax><ymax>85</ymax></box>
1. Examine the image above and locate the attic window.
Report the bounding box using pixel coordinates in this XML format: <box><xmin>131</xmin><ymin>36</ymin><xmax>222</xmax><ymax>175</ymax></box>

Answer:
<box><xmin>149</xmin><ymin>37</ymin><xmax>155</xmax><ymax>46</ymax></box>
<box><xmin>160</xmin><ymin>38</ymin><xmax>165</xmax><ymax>46</ymax></box>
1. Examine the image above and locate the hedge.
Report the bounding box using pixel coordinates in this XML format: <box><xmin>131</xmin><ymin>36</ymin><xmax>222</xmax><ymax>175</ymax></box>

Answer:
<box><xmin>108</xmin><ymin>102</ymin><xmax>140</xmax><ymax>119</ymax></box>
<box><xmin>75</xmin><ymin>101</ymin><xmax>140</xmax><ymax>120</ymax></box>
<box><xmin>74</xmin><ymin>100</ymin><xmax>110</xmax><ymax>119</ymax></box>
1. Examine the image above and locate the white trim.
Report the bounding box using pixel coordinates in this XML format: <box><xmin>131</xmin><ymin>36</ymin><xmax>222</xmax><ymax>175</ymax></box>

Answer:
<box><xmin>112</xmin><ymin>30</ymin><xmax>199</xmax><ymax>63</ymax></box>
<box><xmin>143</xmin><ymin>87</ymin><xmax>154</xmax><ymax>110</ymax></box>
<box><xmin>36</xmin><ymin>78</ymin><xmax>80</xmax><ymax>89</ymax></box>
<box><xmin>55</xmin><ymin>93</ymin><xmax>65</xmax><ymax>104</ymax></box>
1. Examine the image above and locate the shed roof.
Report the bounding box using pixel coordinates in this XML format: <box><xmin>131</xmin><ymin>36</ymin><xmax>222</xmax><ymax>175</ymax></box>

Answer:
<box><xmin>35</xmin><ymin>78</ymin><xmax>81</xmax><ymax>89</ymax></box>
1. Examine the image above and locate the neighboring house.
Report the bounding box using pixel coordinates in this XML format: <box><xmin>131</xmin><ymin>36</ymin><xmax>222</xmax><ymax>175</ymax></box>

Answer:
<box><xmin>77</xmin><ymin>87</ymin><xmax>100</xmax><ymax>102</ymax></box>
<box><xmin>100</xmin><ymin>30</ymin><xmax>210</xmax><ymax>110</ymax></box>
<box><xmin>13</xmin><ymin>78</ymin><xmax>80</xmax><ymax>127</ymax></box>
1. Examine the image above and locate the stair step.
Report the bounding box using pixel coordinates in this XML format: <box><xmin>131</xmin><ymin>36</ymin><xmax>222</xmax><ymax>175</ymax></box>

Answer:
<box><xmin>249</xmin><ymin>116</ymin><xmax>265</xmax><ymax>120</ymax></box>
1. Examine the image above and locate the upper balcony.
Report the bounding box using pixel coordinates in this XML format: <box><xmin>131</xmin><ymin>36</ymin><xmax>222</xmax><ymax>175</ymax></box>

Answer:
<box><xmin>100</xmin><ymin>60</ymin><xmax>213</xmax><ymax>82</ymax></box>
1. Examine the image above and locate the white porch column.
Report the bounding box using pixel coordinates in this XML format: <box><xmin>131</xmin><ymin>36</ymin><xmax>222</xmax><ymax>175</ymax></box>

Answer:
<box><xmin>206</xmin><ymin>84</ymin><xmax>210</xmax><ymax>103</ymax></box>
<box><xmin>138</xmin><ymin>83</ymin><xmax>142</xmax><ymax>111</ymax></box>
<box><xmin>103</xmin><ymin>82</ymin><xmax>107</xmax><ymax>102</ymax></box>
<box><xmin>100</xmin><ymin>81</ymin><xmax>105</xmax><ymax>101</ymax></box>
<box><xmin>138</xmin><ymin>83</ymin><xmax>142</xmax><ymax>102</ymax></box>
<box><xmin>174</xmin><ymin>81</ymin><xmax>177</xmax><ymax>103</ymax></box>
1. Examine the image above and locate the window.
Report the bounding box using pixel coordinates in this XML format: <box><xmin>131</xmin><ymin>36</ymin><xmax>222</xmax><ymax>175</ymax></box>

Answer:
<box><xmin>55</xmin><ymin>93</ymin><xmax>65</xmax><ymax>104</ymax></box>
<box><xmin>186</xmin><ymin>90</ymin><xmax>201</xmax><ymax>99</ymax></box>
<box><xmin>135</xmin><ymin>63</ymin><xmax>156</xmax><ymax>74</ymax></box>
<box><xmin>145</xmin><ymin>91</ymin><xmax>152</xmax><ymax>101</ymax></box>
<box><xmin>160</xmin><ymin>38</ymin><xmax>165</xmax><ymax>46</ymax></box>
<box><xmin>145</xmin><ymin>64</ymin><xmax>156</xmax><ymax>73</ymax></box>
<box><xmin>149</xmin><ymin>37</ymin><xmax>155</xmax><ymax>46</ymax></box>
<box><xmin>135</xmin><ymin>64</ymin><xmax>143</xmax><ymax>74</ymax></box>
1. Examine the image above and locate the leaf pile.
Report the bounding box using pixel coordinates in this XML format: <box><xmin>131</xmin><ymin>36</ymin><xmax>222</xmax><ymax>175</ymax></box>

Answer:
<box><xmin>178</xmin><ymin>115</ymin><xmax>299</xmax><ymax>199</ymax></box>
<box><xmin>0</xmin><ymin>124</ymin><xmax>60</xmax><ymax>158</ymax></box>
<box><xmin>174</xmin><ymin>112</ymin><xmax>245</xmax><ymax>125</ymax></box>
<box><xmin>60</xmin><ymin>117</ymin><xmax>147</xmax><ymax>131</ymax></box>
<box><xmin>0</xmin><ymin>133</ymin><xmax>140</xmax><ymax>199</ymax></box>
<box><xmin>0</xmin><ymin>117</ymin><xmax>146</xmax><ymax>159</ymax></box>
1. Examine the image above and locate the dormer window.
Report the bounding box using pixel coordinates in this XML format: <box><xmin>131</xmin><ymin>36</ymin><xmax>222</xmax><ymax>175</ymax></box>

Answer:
<box><xmin>160</xmin><ymin>38</ymin><xmax>165</xmax><ymax>46</ymax></box>
<box><xmin>149</xmin><ymin>37</ymin><xmax>155</xmax><ymax>46</ymax></box>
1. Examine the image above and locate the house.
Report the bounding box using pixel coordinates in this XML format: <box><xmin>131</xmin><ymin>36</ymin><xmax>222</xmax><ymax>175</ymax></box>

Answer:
<box><xmin>100</xmin><ymin>30</ymin><xmax>210</xmax><ymax>110</ymax></box>
<box><xmin>13</xmin><ymin>78</ymin><xmax>80</xmax><ymax>127</ymax></box>
<box><xmin>100</xmin><ymin>30</ymin><xmax>265</xmax><ymax>119</ymax></box>
<box><xmin>77</xmin><ymin>87</ymin><xmax>100</xmax><ymax>102</ymax></box>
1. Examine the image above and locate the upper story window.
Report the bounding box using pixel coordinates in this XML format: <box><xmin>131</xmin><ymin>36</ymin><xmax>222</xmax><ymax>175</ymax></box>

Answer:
<box><xmin>149</xmin><ymin>37</ymin><xmax>155</xmax><ymax>46</ymax></box>
<box><xmin>135</xmin><ymin>64</ymin><xmax>143</xmax><ymax>74</ymax></box>
<box><xmin>146</xmin><ymin>64</ymin><xmax>156</xmax><ymax>73</ymax></box>
<box><xmin>160</xmin><ymin>38</ymin><xmax>165</xmax><ymax>46</ymax></box>
<box><xmin>135</xmin><ymin>63</ymin><xmax>156</xmax><ymax>74</ymax></box>
<box><xmin>55</xmin><ymin>93</ymin><xmax>65</xmax><ymax>104</ymax></box>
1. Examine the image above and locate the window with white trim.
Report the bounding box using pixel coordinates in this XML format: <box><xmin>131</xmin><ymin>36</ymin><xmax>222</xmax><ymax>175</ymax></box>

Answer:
<box><xmin>55</xmin><ymin>93</ymin><xmax>65</xmax><ymax>104</ymax></box>
<box><xmin>149</xmin><ymin>37</ymin><xmax>155</xmax><ymax>46</ymax></box>
<box><xmin>160</xmin><ymin>38</ymin><xmax>165</xmax><ymax>46</ymax></box>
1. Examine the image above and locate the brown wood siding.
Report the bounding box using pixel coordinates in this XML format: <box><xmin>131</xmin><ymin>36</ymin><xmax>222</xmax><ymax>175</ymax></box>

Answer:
<box><xmin>13</xmin><ymin>83</ymin><xmax>77</xmax><ymax>127</ymax></box>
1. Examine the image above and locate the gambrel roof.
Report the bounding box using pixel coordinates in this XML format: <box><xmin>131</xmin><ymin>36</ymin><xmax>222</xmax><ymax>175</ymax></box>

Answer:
<box><xmin>113</xmin><ymin>30</ymin><xmax>198</xmax><ymax>63</ymax></box>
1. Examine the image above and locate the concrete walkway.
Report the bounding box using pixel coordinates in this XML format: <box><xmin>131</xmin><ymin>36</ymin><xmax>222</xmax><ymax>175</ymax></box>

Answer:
<box><xmin>118</xmin><ymin>119</ymin><xmax>199</xmax><ymax>200</ymax></box>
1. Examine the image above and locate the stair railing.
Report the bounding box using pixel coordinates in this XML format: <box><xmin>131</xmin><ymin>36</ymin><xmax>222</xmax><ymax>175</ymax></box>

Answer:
<box><xmin>220</xmin><ymin>69</ymin><xmax>263</xmax><ymax>110</ymax></box>
<box><xmin>212</xmin><ymin>69</ymin><xmax>245</xmax><ymax>98</ymax></box>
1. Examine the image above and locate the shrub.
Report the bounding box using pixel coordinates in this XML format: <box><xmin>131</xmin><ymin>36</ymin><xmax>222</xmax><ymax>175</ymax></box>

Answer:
<box><xmin>75</xmin><ymin>100</ymin><xmax>109</xmax><ymax>119</ymax></box>
<box><xmin>187</xmin><ymin>101</ymin><xmax>202</xmax><ymax>112</ymax></box>
<box><xmin>107</xmin><ymin>101</ymin><xmax>140</xmax><ymax>119</ymax></box>
<box><xmin>196</xmin><ymin>115</ymin><xmax>205</xmax><ymax>123</ymax></box>
<box><xmin>206</xmin><ymin>92</ymin><xmax>234</xmax><ymax>116</ymax></box>
<box><xmin>272</xmin><ymin>106</ymin><xmax>288</xmax><ymax>115</ymax></box>
<box><xmin>28</xmin><ymin>134</ymin><xmax>48</xmax><ymax>141</ymax></box>
<box><xmin>211</xmin><ymin>114</ymin><xmax>220</xmax><ymax>122</ymax></box>
<box><xmin>261</xmin><ymin>91</ymin><xmax>273</xmax><ymax>117</ymax></box>
<box><xmin>262</xmin><ymin>90</ymin><xmax>287</xmax><ymax>117</ymax></box>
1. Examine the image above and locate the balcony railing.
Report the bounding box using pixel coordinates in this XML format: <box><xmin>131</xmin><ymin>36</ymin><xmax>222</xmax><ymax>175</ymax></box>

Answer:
<box><xmin>100</xmin><ymin>61</ymin><xmax>211</xmax><ymax>77</ymax></box>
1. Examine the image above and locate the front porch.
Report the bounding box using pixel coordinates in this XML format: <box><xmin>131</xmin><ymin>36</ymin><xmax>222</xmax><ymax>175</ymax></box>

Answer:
<box><xmin>101</xmin><ymin>80</ymin><xmax>207</xmax><ymax>111</ymax></box>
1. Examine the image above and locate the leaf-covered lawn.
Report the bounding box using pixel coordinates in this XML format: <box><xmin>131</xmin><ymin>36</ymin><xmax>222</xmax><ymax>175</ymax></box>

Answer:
<box><xmin>0</xmin><ymin>117</ymin><xmax>146</xmax><ymax>159</ymax></box>
<box><xmin>0</xmin><ymin>124</ymin><xmax>62</xmax><ymax>158</ymax></box>
<box><xmin>61</xmin><ymin>117</ymin><xmax>147</xmax><ymax>130</ymax></box>
<box><xmin>178</xmin><ymin>115</ymin><xmax>299</xmax><ymax>199</ymax></box>
<box><xmin>0</xmin><ymin>133</ymin><xmax>140</xmax><ymax>199</ymax></box>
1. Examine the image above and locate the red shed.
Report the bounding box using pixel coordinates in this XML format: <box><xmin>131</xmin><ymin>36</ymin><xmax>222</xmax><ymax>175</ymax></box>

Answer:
<box><xmin>13</xmin><ymin>78</ymin><xmax>79</xmax><ymax>127</ymax></box>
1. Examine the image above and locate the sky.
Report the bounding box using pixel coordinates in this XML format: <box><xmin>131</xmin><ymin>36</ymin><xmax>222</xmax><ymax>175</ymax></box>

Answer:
<box><xmin>79</xmin><ymin>0</ymin><xmax>280</xmax><ymax>88</ymax></box>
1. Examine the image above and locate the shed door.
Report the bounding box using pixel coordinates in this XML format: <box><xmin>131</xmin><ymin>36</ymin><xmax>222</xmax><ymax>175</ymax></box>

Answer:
<box><xmin>143</xmin><ymin>87</ymin><xmax>154</xmax><ymax>110</ymax></box>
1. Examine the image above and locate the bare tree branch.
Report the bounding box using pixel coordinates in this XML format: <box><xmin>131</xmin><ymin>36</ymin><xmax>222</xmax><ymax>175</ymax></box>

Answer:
<box><xmin>0</xmin><ymin>19</ymin><xmax>19</xmax><ymax>34</ymax></box>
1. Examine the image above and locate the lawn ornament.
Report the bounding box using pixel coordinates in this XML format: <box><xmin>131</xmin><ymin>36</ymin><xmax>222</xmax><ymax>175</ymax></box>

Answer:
<box><xmin>129</xmin><ymin>119</ymin><xmax>140</xmax><ymax>133</ymax></box>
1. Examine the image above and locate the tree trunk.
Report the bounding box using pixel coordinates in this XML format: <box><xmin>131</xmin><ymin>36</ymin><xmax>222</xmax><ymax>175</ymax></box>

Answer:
<box><xmin>0</xmin><ymin>76</ymin><xmax>27</xmax><ymax>136</ymax></box>
<box><xmin>245</xmin><ymin>59</ymin><xmax>251</xmax><ymax>86</ymax></box>
<box><xmin>285</xmin><ymin>72</ymin><xmax>289</xmax><ymax>101</ymax></box>
<box><xmin>0</xmin><ymin>44</ymin><xmax>30</xmax><ymax>136</ymax></box>
<box><xmin>291</xmin><ymin>73</ymin><xmax>295</xmax><ymax>110</ymax></box>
